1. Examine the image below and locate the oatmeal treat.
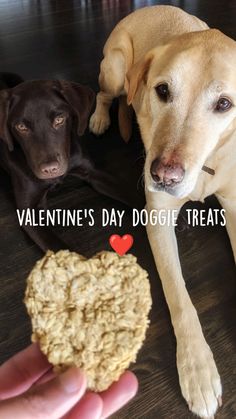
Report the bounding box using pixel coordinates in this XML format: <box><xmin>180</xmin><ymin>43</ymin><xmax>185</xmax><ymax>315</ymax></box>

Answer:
<box><xmin>24</xmin><ymin>250</ymin><xmax>152</xmax><ymax>391</ymax></box>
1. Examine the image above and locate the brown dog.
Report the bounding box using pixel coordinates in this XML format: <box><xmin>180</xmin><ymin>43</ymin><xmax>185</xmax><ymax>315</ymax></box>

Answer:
<box><xmin>0</xmin><ymin>79</ymin><xmax>95</xmax><ymax>250</ymax></box>
<box><xmin>0</xmin><ymin>77</ymin><xmax>143</xmax><ymax>251</ymax></box>
<box><xmin>90</xmin><ymin>5</ymin><xmax>236</xmax><ymax>418</ymax></box>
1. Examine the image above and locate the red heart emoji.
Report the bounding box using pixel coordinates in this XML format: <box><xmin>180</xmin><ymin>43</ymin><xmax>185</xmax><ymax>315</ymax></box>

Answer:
<box><xmin>109</xmin><ymin>234</ymin><xmax>134</xmax><ymax>256</ymax></box>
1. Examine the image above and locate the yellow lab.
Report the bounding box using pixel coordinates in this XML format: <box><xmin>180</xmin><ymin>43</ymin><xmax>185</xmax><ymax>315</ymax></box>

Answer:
<box><xmin>90</xmin><ymin>5</ymin><xmax>236</xmax><ymax>418</ymax></box>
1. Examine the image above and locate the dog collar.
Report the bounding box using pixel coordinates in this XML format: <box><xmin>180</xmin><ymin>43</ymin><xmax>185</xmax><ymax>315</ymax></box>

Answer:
<box><xmin>202</xmin><ymin>165</ymin><xmax>215</xmax><ymax>176</ymax></box>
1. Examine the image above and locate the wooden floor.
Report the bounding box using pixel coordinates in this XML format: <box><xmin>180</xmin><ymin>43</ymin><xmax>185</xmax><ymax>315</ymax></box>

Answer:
<box><xmin>0</xmin><ymin>1</ymin><xmax>235</xmax><ymax>418</ymax></box>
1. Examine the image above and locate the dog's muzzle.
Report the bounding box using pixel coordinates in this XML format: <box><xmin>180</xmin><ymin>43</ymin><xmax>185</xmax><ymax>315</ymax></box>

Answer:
<box><xmin>150</xmin><ymin>158</ymin><xmax>185</xmax><ymax>188</ymax></box>
<box><xmin>35</xmin><ymin>159</ymin><xmax>68</xmax><ymax>180</ymax></box>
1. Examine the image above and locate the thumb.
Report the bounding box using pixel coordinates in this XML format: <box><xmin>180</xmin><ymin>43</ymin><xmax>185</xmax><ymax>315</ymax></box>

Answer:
<box><xmin>0</xmin><ymin>367</ymin><xmax>87</xmax><ymax>419</ymax></box>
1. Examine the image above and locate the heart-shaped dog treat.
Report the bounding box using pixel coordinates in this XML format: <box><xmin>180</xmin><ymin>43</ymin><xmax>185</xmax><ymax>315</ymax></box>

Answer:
<box><xmin>24</xmin><ymin>250</ymin><xmax>152</xmax><ymax>392</ymax></box>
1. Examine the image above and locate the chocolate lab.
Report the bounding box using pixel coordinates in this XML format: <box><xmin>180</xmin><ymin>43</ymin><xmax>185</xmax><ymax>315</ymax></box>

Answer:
<box><xmin>0</xmin><ymin>74</ymin><xmax>143</xmax><ymax>251</ymax></box>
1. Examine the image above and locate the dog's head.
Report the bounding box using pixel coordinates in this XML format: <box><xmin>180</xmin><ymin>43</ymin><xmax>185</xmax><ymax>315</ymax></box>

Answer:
<box><xmin>0</xmin><ymin>80</ymin><xmax>94</xmax><ymax>180</ymax></box>
<box><xmin>126</xmin><ymin>29</ymin><xmax>236</xmax><ymax>198</ymax></box>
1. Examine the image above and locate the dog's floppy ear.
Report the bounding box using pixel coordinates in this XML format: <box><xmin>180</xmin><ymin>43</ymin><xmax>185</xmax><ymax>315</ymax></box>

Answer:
<box><xmin>126</xmin><ymin>52</ymin><xmax>154</xmax><ymax>105</ymax></box>
<box><xmin>56</xmin><ymin>81</ymin><xmax>95</xmax><ymax>136</ymax></box>
<box><xmin>0</xmin><ymin>89</ymin><xmax>14</xmax><ymax>151</ymax></box>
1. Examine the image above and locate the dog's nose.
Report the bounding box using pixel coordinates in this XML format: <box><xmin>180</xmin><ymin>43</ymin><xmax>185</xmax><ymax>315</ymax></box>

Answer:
<box><xmin>150</xmin><ymin>158</ymin><xmax>184</xmax><ymax>186</ymax></box>
<box><xmin>40</xmin><ymin>161</ymin><xmax>59</xmax><ymax>176</ymax></box>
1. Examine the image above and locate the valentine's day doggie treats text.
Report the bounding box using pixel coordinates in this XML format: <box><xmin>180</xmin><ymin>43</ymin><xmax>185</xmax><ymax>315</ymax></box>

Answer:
<box><xmin>24</xmin><ymin>250</ymin><xmax>152</xmax><ymax>391</ymax></box>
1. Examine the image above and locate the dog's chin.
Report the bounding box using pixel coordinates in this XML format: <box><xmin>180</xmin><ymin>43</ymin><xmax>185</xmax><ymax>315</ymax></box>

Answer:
<box><xmin>146</xmin><ymin>178</ymin><xmax>195</xmax><ymax>199</ymax></box>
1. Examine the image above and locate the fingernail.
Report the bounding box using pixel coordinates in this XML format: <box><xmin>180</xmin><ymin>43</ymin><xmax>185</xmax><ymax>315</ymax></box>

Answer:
<box><xmin>60</xmin><ymin>368</ymin><xmax>86</xmax><ymax>394</ymax></box>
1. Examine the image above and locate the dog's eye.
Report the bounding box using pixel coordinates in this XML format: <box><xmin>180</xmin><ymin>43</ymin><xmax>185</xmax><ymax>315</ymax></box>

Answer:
<box><xmin>215</xmin><ymin>97</ymin><xmax>232</xmax><ymax>112</ymax></box>
<box><xmin>15</xmin><ymin>122</ymin><xmax>28</xmax><ymax>133</ymax></box>
<box><xmin>53</xmin><ymin>115</ymin><xmax>66</xmax><ymax>128</ymax></box>
<box><xmin>155</xmin><ymin>83</ymin><xmax>169</xmax><ymax>102</ymax></box>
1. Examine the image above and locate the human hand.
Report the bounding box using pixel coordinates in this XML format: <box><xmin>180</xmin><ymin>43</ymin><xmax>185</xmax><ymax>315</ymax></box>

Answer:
<box><xmin>0</xmin><ymin>343</ymin><xmax>138</xmax><ymax>418</ymax></box>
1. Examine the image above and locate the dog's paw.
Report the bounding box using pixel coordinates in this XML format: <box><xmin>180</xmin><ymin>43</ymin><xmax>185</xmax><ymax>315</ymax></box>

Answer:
<box><xmin>89</xmin><ymin>111</ymin><xmax>110</xmax><ymax>135</ymax></box>
<box><xmin>177</xmin><ymin>339</ymin><xmax>222</xmax><ymax>418</ymax></box>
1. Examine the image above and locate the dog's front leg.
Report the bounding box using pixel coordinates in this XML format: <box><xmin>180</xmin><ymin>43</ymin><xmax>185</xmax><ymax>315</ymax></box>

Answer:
<box><xmin>217</xmin><ymin>195</ymin><xmax>236</xmax><ymax>262</ymax></box>
<box><xmin>146</xmin><ymin>191</ymin><xmax>222</xmax><ymax>418</ymax></box>
<box><xmin>12</xmin><ymin>176</ymin><xmax>68</xmax><ymax>252</ymax></box>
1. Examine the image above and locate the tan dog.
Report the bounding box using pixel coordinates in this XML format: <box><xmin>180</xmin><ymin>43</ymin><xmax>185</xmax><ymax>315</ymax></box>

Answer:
<box><xmin>90</xmin><ymin>5</ymin><xmax>236</xmax><ymax>418</ymax></box>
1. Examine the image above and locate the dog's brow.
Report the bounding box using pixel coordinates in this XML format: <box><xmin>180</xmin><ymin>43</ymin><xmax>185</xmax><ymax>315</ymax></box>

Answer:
<box><xmin>208</xmin><ymin>80</ymin><xmax>227</xmax><ymax>92</ymax></box>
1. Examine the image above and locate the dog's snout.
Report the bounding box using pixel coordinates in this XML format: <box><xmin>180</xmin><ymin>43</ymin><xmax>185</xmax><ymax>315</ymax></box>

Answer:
<box><xmin>150</xmin><ymin>158</ymin><xmax>185</xmax><ymax>187</ymax></box>
<box><xmin>40</xmin><ymin>161</ymin><xmax>59</xmax><ymax>177</ymax></box>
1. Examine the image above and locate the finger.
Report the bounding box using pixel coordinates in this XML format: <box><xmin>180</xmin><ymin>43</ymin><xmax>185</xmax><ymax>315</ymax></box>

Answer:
<box><xmin>0</xmin><ymin>343</ymin><xmax>51</xmax><ymax>399</ymax></box>
<box><xmin>0</xmin><ymin>367</ymin><xmax>87</xmax><ymax>419</ymax></box>
<box><xmin>34</xmin><ymin>368</ymin><xmax>56</xmax><ymax>386</ymax></box>
<box><xmin>100</xmin><ymin>371</ymin><xmax>138</xmax><ymax>419</ymax></box>
<box><xmin>65</xmin><ymin>392</ymin><xmax>103</xmax><ymax>419</ymax></box>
